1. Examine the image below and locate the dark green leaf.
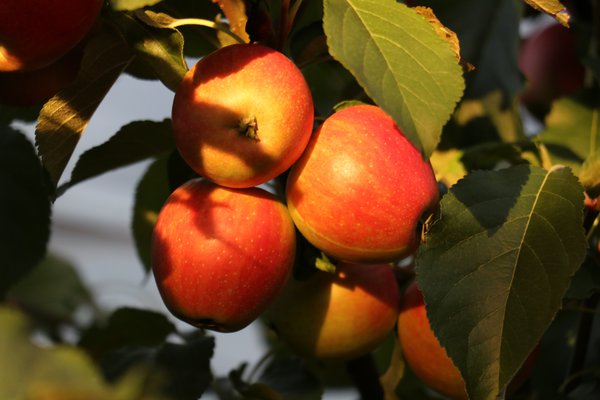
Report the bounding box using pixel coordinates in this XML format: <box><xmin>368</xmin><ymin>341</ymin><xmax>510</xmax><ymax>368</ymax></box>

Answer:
<box><xmin>132</xmin><ymin>155</ymin><xmax>172</xmax><ymax>272</ymax></box>
<box><xmin>565</xmin><ymin>252</ymin><xmax>600</xmax><ymax>300</ymax></box>
<box><xmin>0</xmin><ymin>104</ymin><xmax>41</xmax><ymax>125</ymax></box>
<box><xmin>109</xmin><ymin>10</ymin><xmax>188</xmax><ymax>91</ymax></box>
<box><xmin>35</xmin><ymin>25</ymin><xmax>133</xmax><ymax>187</ymax></box>
<box><xmin>60</xmin><ymin>119</ymin><xmax>174</xmax><ymax>194</ymax></box>
<box><xmin>155</xmin><ymin>335</ymin><xmax>215</xmax><ymax>400</ymax></box>
<box><xmin>0</xmin><ymin>127</ymin><xmax>51</xmax><ymax>297</ymax></box>
<box><xmin>79</xmin><ymin>307</ymin><xmax>176</xmax><ymax>360</ymax></box>
<box><xmin>255</xmin><ymin>356</ymin><xmax>323</xmax><ymax>400</ymax></box>
<box><xmin>417</xmin><ymin>165</ymin><xmax>587</xmax><ymax>400</ymax></box>
<box><xmin>414</xmin><ymin>0</ymin><xmax>522</xmax><ymax>101</ymax></box>
<box><xmin>323</xmin><ymin>0</ymin><xmax>465</xmax><ymax>156</ymax></box>
<box><xmin>111</xmin><ymin>0</ymin><xmax>165</xmax><ymax>11</ymax></box>
<box><xmin>6</xmin><ymin>254</ymin><xmax>92</xmax><ymax>322</ymax></box>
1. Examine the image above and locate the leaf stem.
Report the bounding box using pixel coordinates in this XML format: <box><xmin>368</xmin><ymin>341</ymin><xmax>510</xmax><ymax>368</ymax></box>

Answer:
<box><xmin>166</xmin><ymin>18</ymin><xmax>246</xmax><ymax>44</ymax></box>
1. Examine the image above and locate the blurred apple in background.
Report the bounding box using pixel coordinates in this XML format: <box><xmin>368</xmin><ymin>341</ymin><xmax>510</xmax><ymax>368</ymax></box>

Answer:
<box><xmin>0</xmin><ymin>0</ymin><xmax>103</xmax><ymax>72</ymax></box>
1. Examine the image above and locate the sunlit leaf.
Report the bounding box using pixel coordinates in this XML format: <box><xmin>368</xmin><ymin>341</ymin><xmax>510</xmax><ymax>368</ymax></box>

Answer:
<box><xmin>523</xmin><ymin>0</ymin><xmax>570</xmax><ymax>27</ymax></box>
<box><xmin>0</xmin><ymin>128</ymin><xmax>51</xmax><ymax>297</ymax></box>
<box><xmin>35</xmin><ymin>26</ymin><xmax>133</xmax><ymax>187</ymax></box>
<box><xmin>323</xmin><ymin>0</ymin><xmax>465</xmax><ymax>157</ymax></box>
<box><xmin>60</xmin><ymin>119</ymin><xmax>174</xmax><ymax>194</ymax></box>
<box><xmin>417</xmin><ymin>165</ymin><xmax>587</xmax><ymax>400</ymax></box>
<box><xmin>110</xmin><ymin>10</ymin><xmax>187</xmax><ymax>91</ymax></box>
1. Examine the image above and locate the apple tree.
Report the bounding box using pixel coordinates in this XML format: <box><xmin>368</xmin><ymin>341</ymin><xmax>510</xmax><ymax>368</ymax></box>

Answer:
<box><xmin>1</xmin><ymin>0</ymin><xmax>600</xmax><ymax>399</ymax></box>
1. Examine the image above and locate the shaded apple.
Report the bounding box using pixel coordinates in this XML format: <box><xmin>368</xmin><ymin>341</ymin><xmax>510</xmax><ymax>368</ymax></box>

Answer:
<box><xmin>0</xmin><ymin>43</ymin><xmax>83</xmax><ymax>107</ymax></box>
<box><xmin>519</xmin><ymin>23</ymin><xmax>585</xmax><ymax>119</ymax></box>
<box><xmin>286</xmin><ymin>105</ymin><xmax>439</xmax><ymax>263</ymax></box>
<box><xmin>151</xmin><ymin>179</ymin><xmax>296</xmax><ymax>332</ymax></box>
<box><xmin>265</xmin><ymin>261</ymin><xmax>401</xmax><ymax>360</ymax></box>
<box><xmin>397</xmin><ymin>281</ymin><xmax>539</xmax><ymax>399</ymax></box>
<box><xmin>171</xmin><ymin>43</ymin><xmax>314</xmax><ymax>188</ymax></box>
<box><xmin>0</xmin><ymin>0</ymin><xmax>103</xmax><ymax>72</ymax></box>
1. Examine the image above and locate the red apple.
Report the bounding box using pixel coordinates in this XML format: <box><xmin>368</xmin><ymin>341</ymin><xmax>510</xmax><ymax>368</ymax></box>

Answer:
<box><xmin>0</xmin><ymin>0</ymin><xmax>103</xmax><ymax>72</ymax></box>
<box><xmin>265</xmin><ymin>261</ymin><xmax>400</xmax><ymax>360</ymax></box>
<box><xmin>171</xmin><ymin>43</ymin><xmax>314</xmax><ymax>188</ymax></box>
<box><xmin>397</xmin><ymin>282</ymin><xmax>538</xmax><ymax>399</ymax></box>
<box><xmin>151</xmin><ymin>179</ymin><xmax>296</xmax><ymax>332</ymax></box>
<box><xmin>286</xmin><ymin>105</ymin><xmax>439</xmax><ymax>263</ymax></box>
<box><xmin>519</xmin><ymin>23</ymin><xmax>585</xmax><ymax>119</ymax></box>
<box><xmin>0</xmin><ymin>43</ymin><xmax>83</xmax><ymax>107</ymax></box>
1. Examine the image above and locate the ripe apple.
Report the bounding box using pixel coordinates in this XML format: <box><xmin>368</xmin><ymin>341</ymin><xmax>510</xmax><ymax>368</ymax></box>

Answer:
<box><xmin>265</xmin><ymin>261</ymin><xmax>401</xmax><ymax>360</ymax></box>
<box><xmin>0</xmin><ymin>43</ymin><xmax>83</xmax><ymax>107</ymax></box>
<box><xmin>0</xmin><ymin>0</ymin><xmax>103</xmax><ymax>72</ymax></box>
<box><xmin>171</xmin><ymin>43</ymin><xmax>314</xmax><ymax>189</ymax></box>
<box><xmin>397</xmin><ymin>282</ymin><xmax>538</xmax><ymax>399</ymax></box>
<box><xmin>519</xmin><ymin>23</ymin><xmax>585</xmax><ymax>119</ymax></box>
<box><xmin>286</xmin><ymin>105</ymin><xmax>439</xmax><ymax>263</ymax></box>
<box><xmin>151</xmin><ymin>178</ymin><xmax>296</xmax><ymax>332</ymax></box>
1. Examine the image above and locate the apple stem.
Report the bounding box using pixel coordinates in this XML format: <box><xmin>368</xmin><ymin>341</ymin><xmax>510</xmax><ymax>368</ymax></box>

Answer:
<box><xmin>238</xmin><ymin>116</ymin><xmax>259</xmax><ymax>141</ymax></box>
<box><xmin>346</xmin><ymin>353</ymin><xmax>384</xmax><ymax>400</ymax></box>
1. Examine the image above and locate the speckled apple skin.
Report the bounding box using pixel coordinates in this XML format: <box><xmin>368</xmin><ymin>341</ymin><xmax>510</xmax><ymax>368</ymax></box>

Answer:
<box><xmin>286</xmin><ymin>105</ymin><xmax>439</xmax><ymax>263</ymax></box>
<box><xmin>0</xmin><ymin>0</ymin><xmax>103</xmax><ymax>71</ymax></box>
<box><xmin>171</xmin><ymin>43</ymin><xmax>314</xmax><ymax>188</ymax></box>
<box><xmin>266</xmin><ymin>262</ymin><xmax>400</xmax><ymax>360</ymax></box>
<box><xmin>151</xmin><ymin>179</ymin><xmax>296</xmax><ymax>332</ymax></box>
<box><xmin>398</xmin><ymin>282</ymin><xmax>468</xmax><ymax>400</ymax></box>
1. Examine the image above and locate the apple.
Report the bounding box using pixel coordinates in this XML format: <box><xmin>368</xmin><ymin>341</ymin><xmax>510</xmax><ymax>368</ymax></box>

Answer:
<box><xmin>397</xmin><ymin>282</ymin><xmax>538</xmax><ymax>399</ymax></box>
<box><xmin>0</xmin><ymin>0</ymin><xmax>103</xmax><ymax>72</ymax></box>
<box><xmin>171</xmin><ymin>43</ymin><xmax>314</xmax><ymax>189</ymax></box>
<box><xmin>265</xmin><ymin>261</ymin><xmax>401</xmax><ymax>360</ymax></box>
<box><xmin>519</xmin><ymin>23</ymin><xmax>585</xmax><ymax>119</ymax></box>
<box><xmin>151</xmin><ymin>178</ymin><xmax>296</xmax><ymax>332</ymax></box>
<box><xmin>286</xmin><ymin>105</ymin><xmax>439</xmax><ymax>263</ymax></box>
<box><xmin>0</xmin><ymin>43</ymin><xmax>83</xmax><ymax>107</ymax></box>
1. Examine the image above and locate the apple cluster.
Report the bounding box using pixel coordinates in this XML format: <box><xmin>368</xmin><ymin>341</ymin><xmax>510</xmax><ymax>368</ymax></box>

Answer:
<box><xmin>152</xmin><ymin>42</ymin><xmax>442</xmax><ymax>366</ymax></box>
<box><xmin>0</xmin><ymin>0</ymin><xmax>102</xmax><ymax>106</ymax></box>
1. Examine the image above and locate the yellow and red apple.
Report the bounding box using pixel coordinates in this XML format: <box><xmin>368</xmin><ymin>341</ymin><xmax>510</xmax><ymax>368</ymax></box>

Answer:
<box><xmin>265</xmin><ymin>261</ymin><xmax>401</xmax><ymax>360</ymax></box>
<box><xmin>286</xmin><ymin>105</ymin><xmax>439</xmax><ymax>263</ymax></box>
<box><xmin>171</xmin><ymin>43</ymin><xmax>314</xmax><ymax>188</ymax></box>
<box><xmin>397</xmin><ymin>282</ymin><xmax>538</xmax><ymax>399</ymax></box>
<box><xmin>0</xmin><ymin>0</ymin><xmax>103</xmax><ymax>72</ymax></box>
<box><xmin>151</xmin><ymin>179</ymin><xmax>296</xmax><ymax>332</ymax></box>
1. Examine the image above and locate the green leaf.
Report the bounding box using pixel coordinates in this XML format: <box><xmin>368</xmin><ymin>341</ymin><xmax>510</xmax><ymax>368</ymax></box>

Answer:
<box><xmin>111</xmin><ymin>0</ymin><xmax>165</xmax><ymax>11</ymax></box>
<box><xmin>79</xmin><ymin>307</ymin><xmax>176</xmax><ymax>361</ymax></box>
<box><xmin>132</xmin><ymin>156</ymin><xmax>172</xmax><ymax>272</ymax></box>
<box><xmin>323</xmin><ymin>0</ymin><xmax>464</xmax><ymax>157</ymax></box>
<box><xmin>416</xmin><ymin>165</ymin><xmax>587</xmax><ymax>400</ymax></box>
<box><xmin>0</xmin><ymin>307</ymin><xmax>105</xmax><ymax>399</ymax></box>
<box><xmin>538</xmin><ymin>89</ymin><xmax>600</xmax><ymax>191</ymax></box>
<box><xmin>60</xmin><ymin>119</ymin><xmax>174</xmax><ymax>194</ymax></box>
<box><xmin>413</xmin><ymin>0</ymin><xmax>522</xmax><ymax>101</ymax></box>
<box><xmin>6</xmin><ymin>254</ymin><xmax>93</xmax><ymax>322</ymax></box>
<box><xmin>109</xmin><ymin>10</ymin><xmax>188</xmax><ymax>91</ymax></box>
<box><xmin>565</xmin><ymin>252</ymin><xmax>600</xmax><ymax>300</ymax></box>
<box><xmin>35</xmin><ymin>25</ymin><xmax>133</xmax><ymax>187</ymax></box>
<box><xmin>255</xmin><ymin>356</ymin><xmax>323</xmax><ymax>400</ymax></box>
<box><xmin>0</xmin><ymin>127</ymin><xmax>51</xmax><ymax>297</ymax></box>
<box><xmin>523</xmin><ymin>0</ymin><xmax>570</xmax><ymax>27</ymax></box>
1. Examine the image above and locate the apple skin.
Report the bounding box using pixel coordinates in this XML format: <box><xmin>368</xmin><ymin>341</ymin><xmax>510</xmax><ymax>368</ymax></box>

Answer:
<box><xmin>519</xmin><ymin>23</ymin><xmax>585</xmax><ymax>119</ymax></box>
<box><xmin>265</xmin><ymin>261</ymin><xmax>401</xmax><ymax>360</ymax></box>
<box><xmin>151</xmin><ymin>179</ymin><xmax>296</xmax><ymax>333</ymax></box>
<box><xmin>0</xmin><ymin>43</ymin><xmax>83</xmax><ymax>107</ymax></box>
<box><xmin>0</xmin><ymin>0</ymin><xmax>103</xmax><ymax>72</ymax></box>
<box><xmin>397</xmin><ymin>282</ymin><xmax>538</xmax><ymax>399</ymax></box>
<box><xmin>286</xmin><ymin>105</ymin><xmax>439</xmax><ymax>263</ymax></box>
<box><xmin>171</xmin><ymin>43</ymin><xmax>314</xmax><ymax>189</ymax></box>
